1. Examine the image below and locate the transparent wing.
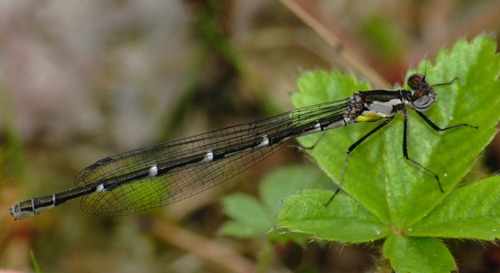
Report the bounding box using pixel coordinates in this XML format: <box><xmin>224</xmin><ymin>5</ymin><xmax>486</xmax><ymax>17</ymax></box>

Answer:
<box><xmin>76</xmin><ymin>99</ymin><xmax>350</xmax><ymax>216</ymax></box>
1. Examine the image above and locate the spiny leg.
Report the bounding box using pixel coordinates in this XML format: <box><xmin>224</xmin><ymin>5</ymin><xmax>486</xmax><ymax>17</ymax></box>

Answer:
<box><xmin>325</xmin><ymin>118</ymin><xmax>394</xmax><ymax>206</ymax></box>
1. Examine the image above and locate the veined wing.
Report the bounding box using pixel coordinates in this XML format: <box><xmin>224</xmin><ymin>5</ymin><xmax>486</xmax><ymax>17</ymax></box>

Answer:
<box><xmin>76</xmin><ymin>99</ymin><xmax>351</xmax><ymax>216</ymax></box>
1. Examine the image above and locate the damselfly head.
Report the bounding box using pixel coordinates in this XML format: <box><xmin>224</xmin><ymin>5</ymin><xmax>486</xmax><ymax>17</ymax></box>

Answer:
<box><xmin>407</xmin><ymin>73</ymin><xmax>430</xmax><ymax>91</ymax></box>
<box><xmin>407</xmin><ymin>74</ymin><xmax>436</xmax><ymax>112</ymax></box>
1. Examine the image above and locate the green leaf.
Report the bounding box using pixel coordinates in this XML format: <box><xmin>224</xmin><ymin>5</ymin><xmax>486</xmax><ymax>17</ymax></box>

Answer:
<box><xmin>408</xmin><ymin>176</ymin><xmax>500</xmax><ymax>239</ymax></box>
<box><xmin>278</xmin><ymin>35</ymin><xmax>499</xmax><ymax>270</ymax></box>
<box><xmin>221</xmin><ymin>166</ymin><xmax>333</xmax><ymax>239</ymax></box>
<box><xmin>383</xmin><ymin>236</ymin><xmax>456</xmax><ymax>273</ymax></box>
<box><xmin>221</xmin><ymin>193</ymin><xmax>272</xmax><ymax>237</ymax></box>
<box><xmin>280</xmin><ymin>35</ymin><xmax>499</xmax><ymax>235</ymax></box>
<box><xmin>279</xmin><ymin>190</ymin><xmax>389</xmax><ymax>242</ymax></box>
<box><xmin>259</xmin><ymin>165</ymin><xmax>335</xmax><ymax>215</ymax></box>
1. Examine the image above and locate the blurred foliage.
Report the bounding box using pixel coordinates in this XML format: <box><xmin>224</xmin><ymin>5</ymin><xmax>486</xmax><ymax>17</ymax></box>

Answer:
<box><xmin>1</xmin><ymin>1</ymin><xmax>499</xmax><ymax>273</ymax></box>
<box><xmin>279</xmin><ymin>36</ymin><xmax>500</xmax><ymax>273</ymax></box>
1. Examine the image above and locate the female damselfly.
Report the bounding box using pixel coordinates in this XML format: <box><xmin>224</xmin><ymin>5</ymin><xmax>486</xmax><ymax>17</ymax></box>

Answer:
<box><xmin>9</xmin><ymin>73</ymin><xmax>475</xmax><ymax>219</ymax></box>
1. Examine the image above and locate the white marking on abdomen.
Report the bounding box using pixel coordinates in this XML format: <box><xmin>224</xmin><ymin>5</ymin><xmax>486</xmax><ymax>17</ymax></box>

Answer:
<box><xmin>148</xmin><ymin>164</ymin><xmax>159</xmax><ymax>177</ymax></box>
<box><xmin>256</xmin><ymin>135</ymin><xmax>270</xmax><ymax>148</ymax></box>
<box><xmin>313</xmin><ymin>122</ymin><xmax>323</xmax><ymax>132</ymax></box>
<box><xmin>96</xmin><ymin>183</ymin><xmax>105</xmax><ymax>192</ymax></box>
<box><xmin>203</xmin><ymin>151</ymin><xmax>214</xmax><ymax>162</ymax></box>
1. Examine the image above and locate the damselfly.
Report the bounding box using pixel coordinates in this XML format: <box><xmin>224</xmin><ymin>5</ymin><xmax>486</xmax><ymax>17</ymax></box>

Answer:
<box><xmin>9</xmin><ymin>73</ymin><xmax>475</xmax><ymax>219</ymax></box>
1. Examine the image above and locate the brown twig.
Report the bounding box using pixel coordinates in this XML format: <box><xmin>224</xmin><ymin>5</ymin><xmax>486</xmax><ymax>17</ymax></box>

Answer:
<box><xmin>148</xmin><ymin>219</ymin><xmax>256</xmax><ymax>273</ymax></box>
<box><xmin>279</xmin><ymin>0</ymin><xmax>389</xmax><ymax>87</ymax></box>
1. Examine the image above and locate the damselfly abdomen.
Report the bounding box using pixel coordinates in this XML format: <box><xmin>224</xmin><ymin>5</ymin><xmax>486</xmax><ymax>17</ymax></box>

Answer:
<box><xmin>9</xmin><ymin>73</ymin><xmax>475</xmax><ymax>219</ymax></box>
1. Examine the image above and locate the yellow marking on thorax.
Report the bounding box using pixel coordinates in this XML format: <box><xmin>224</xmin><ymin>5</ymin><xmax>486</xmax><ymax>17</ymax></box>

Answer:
<box><xmin>357</xmin><ymin>112</ymin><xmax>384</xmax><ymax>122</ymax></box>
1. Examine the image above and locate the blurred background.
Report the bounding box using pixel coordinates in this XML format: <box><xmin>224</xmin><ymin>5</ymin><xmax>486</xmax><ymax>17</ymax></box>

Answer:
<box><xmin>0</xmin><ymin>0</ymin><xmax>499</xmax><ymax>272</ymax></box>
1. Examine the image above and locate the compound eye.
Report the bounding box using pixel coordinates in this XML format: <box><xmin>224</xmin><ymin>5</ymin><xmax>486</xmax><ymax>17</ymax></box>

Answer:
<box><xmin>407</xmin><ymin>73</ymin><xmax>426</xmax><ymax>90</ymax></box>
<box><xmin>413</xmin><ymin>95</ymin><xmax>434</xmax><ymax>111</ymax></box>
